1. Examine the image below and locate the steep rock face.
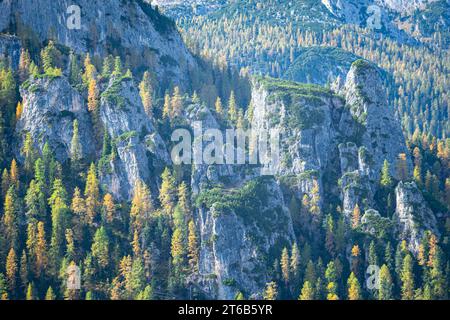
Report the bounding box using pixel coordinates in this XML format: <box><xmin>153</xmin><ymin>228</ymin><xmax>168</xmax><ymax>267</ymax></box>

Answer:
<box><xmin>99</xmin><ymin>76</ymin><xmax>170</xmax><ymax>200</ymax></box>
<box><xmin>394</xmin><ymin>182</ymin><xmax>439</xmax><ymax>255</ymax></box>
<box><xmin>1</xmin><ymin>0</ymin><xmax>196</xmax><ymax>88</ymax></box>
<box><xmin>0</xmin><ymin>34</ymin><xmax>21</xmax><ymax>70</ymax></box>
<box><xmin>343</xmin><ymin>60</ymin><xmax>411</xmax><ymax>183</ymax></box>
<box><xmin>16</xmin><ymin>76</ymin><xmax>95</xmax><ymax>162</ymax></box>
<box><xmin>195</xmin><ymin>177</ymin><xmax>296</xmax><ymax>300</ymax></box>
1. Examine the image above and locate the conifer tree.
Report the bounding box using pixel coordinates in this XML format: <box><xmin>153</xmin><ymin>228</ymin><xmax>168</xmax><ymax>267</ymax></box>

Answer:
<box><xmin>171</xmin><ymin>87</ymin><xmax>183</xmax><ymax>118</ymax></box>
<box><xmin>102</xmin><ymin>193</ymin><xmax>116</xmax><ymax>224</ymax></box>
<box><xmin>378</xmin><ymin>265</ymin><xmax>393</xmax><ymax>300</ymax></box>
<box><xmin>82</xmin><ymin>54</ymin><xmax>96</xmax><ymax>85</ymax></box>
<box><xmin>299</xmin><ymin>281</ymin><xmax>314</xmax><ymax>300</ymax></box>
<box><xmin>401</xmin><ymin>254</ymin><xmax>415</xmax><ymax>300</ymax></box>
<box><xmin>26</xmin><ymin>283</ymin><xmax>34</xmax><ymax>300</ymax></box>
<box><xmin>215</xmin><ymin>97</ymin><xmax>223</xmax><ymax>117</ymax></box>
<box><xmin>35</xmin><ymin>221</ymin><xmax>47</xmax><ymax>277</ymax></box>
<box><xmin>130</xmin><ymin>180</ymin><xmax>153</xmax><ymax>232</ymax></box>
<box><xmin>263</xmin><ymin>282</ymin><xmax>278</xmax><ymax>300</ymax></box>
<box><xmin>171</xmin><ymin>228</ymin><xmax>185</xmax><ymax>269</ymax></box>
<box><xmin>45</xmin><ymin>286</ymin><xmax>55</xmax><ymax>300</ymax></box>
<box><xmin>159</xmin><ymin>168</ymin><xmax>176</xmax><ymax>216</ymax></box>
<box><xmin>10</xmin><ymin>159</ymin><xmax>19</xmax><ymax>190</ymax></box>
<box><xmin>1</xmin><ymin>169</ymin><xmax>9</xmax><ymax>199</ymax></box>
<box><xmin>91</xmin><ymin>227</ymin><xmax>109</xmax><ymax>268</ymax></box>
<box><xmin>280</xmin><ymin>247</ymin><xmax>290</xmax><ymax>285</ymax></box>
<box><xmin>69</xmin><ymin>51</ymin><xmax>82</xmax><ymax>86</ymax></box>
<box><xmin>18</xmin><ymin>48</ymin><xmax>31</xmax><ymax>82</ymax></box>
<box><xmin>15</xmin><ymin>101</ymin><xmax>23</xmax><ymax>121</ymax></box>
<box><xmin>19</xmin><ymin>251</ymin><xmax>29</xmax><ymax>292</ymax></box>
<box><xmin>380</xmin><ymin>160</ymin><xmax>392</xmax><ymax>188</ymax></box>
<box><xmin>6</xmin><ymin>248</ymin><xmax>17</xmax><ymax>293</ymax></box>
<box><xmin>290</xmin><ymin>243</ymin><xmax>300</xmax><ymax>285</ymax></box>
<box><xmin>3</xmin><ymin>186</ymin><xmax>19</xmax><ymax>249</ymax></box>
<box><xmin>163</xmin><ymin>92</ymin><xmax>171</xmax><ymax>119</ymax></box>
<box><xmin>0</xmin><ymin>273</ymin><xmax>9</xmax><ymax>300</ymax></box>
<box><xmin>139</xmin><ymin>71</ymin><xmax>153</xmax><ymax>117</ymax></box>
<box><xmin>347</xmin><ymin>272</ymin><xmax>361</xmax><ymax>300</ymax></box>
<box><xmin>228</xmin><ymin>91</ymin><xmax>238</xmax><ymax>125</ymax></box>
<box><xmin>187</xmin><ymin>220</ymin><xmax>199</xmax><ymax>271</ymax></box>
<box><xmin>70</xmin><ymin>120</ymin><xmax>83</xmax><ymax>171</ymax></box>
<box><xmin>352</xmin><ymin>204</ymin><xmax>360</xmax><ymax>229</ymax></box>
<box><xmin>85</xmin><ymin>163</ymin><xmax>100</xmax><ymax>226</ymax></box>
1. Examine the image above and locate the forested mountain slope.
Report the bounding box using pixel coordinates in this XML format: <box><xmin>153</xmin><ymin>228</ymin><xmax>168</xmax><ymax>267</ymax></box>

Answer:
<box><xmin>0</xmin><ymin>0</ymin><xmax>448</xmax><ymax>301</ymax></box>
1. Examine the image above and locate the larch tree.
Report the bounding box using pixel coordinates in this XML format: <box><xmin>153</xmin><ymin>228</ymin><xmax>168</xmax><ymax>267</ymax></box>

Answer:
<box><xmin>36</xmin><ymin>221</ymin><xmax>48</xmax><ymax>277</ymax></box>
<box><xmin>26</xmin><ymin>283</ymin><xmax>34</xmax><ymax>300</ymax></box>
<box><xmin>171</xmin><ymin>86</ymin><xmax>183</xmax><ymax>118</ymax></box>
<box><xmin>227</xmin><ymin>91</ymin><xmax>238</xmax><ymax>125</ymax></box>
<box><xmin>299</xmin><ymin>281</ymin><xmax>314</xmax><ymax>300</ymax></box>
<box><xmin>45</xmin><ymin>287</ymin><xmax>55</xmax><ymax>300</ymax></box>
<box><xmin>171</xmin><ymin>228</ymin><xmax>186</xmax><ymax>270</ymax></box>
<box><xmin>352</xmin><ymin>204</ymin><xmax>361</xmax><ymax>229</ymax></box>
<box><xmin>15</xmin><ymin>101</ymin><xmax>23</xmax><ymax>121</ymax></box>
<box><xmin>10</xmin><ymin>159</ymin><xmax>19</xmax><ymax>190</ymax></box>
<box><xmin>347</xmin><ymin>272</ymin><xmax>361</xmax><ymax>300</ymax></box>
<box><xmin>102</xmin><ymin>193</ymin><xmax>116</xmax><ymax>224</ymax></box>
<box><xmin>290</xmin><ymin>243</ymin><xmax>300</xmax><ymax>285</ymax></box>
<box><xmin>187</xmin><ymin>220</ymin><xmax>199</xmax><ymax>271</ymax></box>
<box><xmin>159</xmin><ymin>168</ymin><xmax>176</xmax><ymax>216</ymax></box>
<box><xmin>3</xmin><ymin>186</ymin><xmax>19</xmax><ymax>249</ymax></box>
<box><xmin>378</xmin><ymin>264</ymin><xmax>393</xmax><ymax>300</ymax></box>
<box><xmin>130</xmin><ymin>180</ymin><xmax>153</xmax><ymax>233</ymax></box>
<box><xmin>85</xmin><ymin>163</ymin><xmax>100</xmax><ymax>226</ymax></box>
<box><xmin>18</xmin><ymin>48</ymin><xmax>31</xmax><ymax>82</ymax></box>
<box><xmin>82</xmin><ymin>53</ymin><xmax>96</xmax><ymax>85</ymax></box>
<box><xmin>263</xmin><ymin>282</ymin><xmax>278</xmax><ymax>300</ymax></box>
<box><xmin>401</xmin><ymin>254</ymin><xmax>415</xmax><ymax>300</ymax></box>
<box><xmin>71</xmin><ymin>187</ymin><xmax>87</xmax><ymax>242</ymax></box>
<box><xmin>163</xmin><ymin>92</ymin><xmax>171</xmax><ymax>119</ymax></box>
<box><xmin>215</xmin><ymin>97</ymin><xmax>223</xmax><ymax>117</ymax></box>
<box><xmin>280</xmin><ymin>247</ymin><xmax>290</xmax><ymax>285</ymax></box>
<box><xmin>139</xmin><ymin>71</ymin><xmax>153</xmax><ymax>117</ymax></box>
<box><xmin>6</xmin><ymin>248</ymin><xmax>17</xmax><ymax>293</ymax></box>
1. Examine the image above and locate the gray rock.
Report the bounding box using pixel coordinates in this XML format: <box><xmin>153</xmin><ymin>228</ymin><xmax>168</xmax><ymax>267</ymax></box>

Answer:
<box><xmin>1</xmin><ymin>0</ymin><xmax>197</xmax><ymax>89</ymax></box>
<box><xmin>99</xmin><ymin>75</ymin><xmax>170</xmax><ymax>200</ymax></box>
<box><xmin>393</xmin><ymin>181</ymin><xmax>439</xmax><ymax>255</ymax></box>
<box><xmin>15</xmin><ymin>76</ymin><xmax>95</xmax><ymax>162</ymax></box>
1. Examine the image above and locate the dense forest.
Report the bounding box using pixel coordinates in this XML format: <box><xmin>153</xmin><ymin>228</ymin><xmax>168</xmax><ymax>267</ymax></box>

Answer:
<box><xmin>0</xmin><ymin>0</ymin><xmax>449</xmax><ymax>301</ymax></box>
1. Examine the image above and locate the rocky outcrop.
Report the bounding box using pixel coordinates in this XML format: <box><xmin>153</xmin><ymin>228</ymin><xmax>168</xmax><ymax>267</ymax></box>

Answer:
<box><xmin>343</xmin><ymin>60</ymin><xmax>411</xmax><ymax>183</ymax></box>
<box><xmin>99</xmin><ymin>75</ymin><xmax>170</xmax><ymax>200</ymax></box>
<box><xmin>195</xmin><ymin>177</ymin><xmax>296</xmax><ymax>299</ymax></box>
<box><xmin>1</xmin><ymin>0</ymin><xmax>197</xmax><ymax>89</ymax></box>
<box><xmin>393</xmin><ymin>182</ymin><xmax>439</xmax><ymax>255</ymax></box>
<box><xmin>16</xmin><ymin>76</ymin><xmax>95</xmax><ymax>162</ymax></box>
